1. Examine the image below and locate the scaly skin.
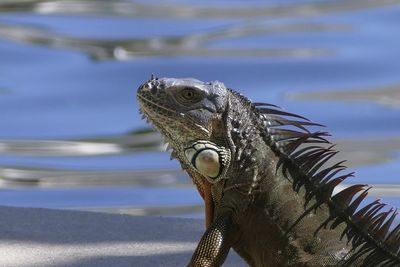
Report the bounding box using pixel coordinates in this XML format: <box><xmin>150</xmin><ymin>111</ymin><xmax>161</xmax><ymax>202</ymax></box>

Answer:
<box><xmin>137</xmin><ymin>76</ymin><xmax>400</xmax><ymax>266</ymax></box>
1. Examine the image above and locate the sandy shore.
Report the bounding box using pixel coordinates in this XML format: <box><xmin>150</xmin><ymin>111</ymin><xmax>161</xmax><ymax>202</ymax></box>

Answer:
<box><xmin>0</xmin><ymin>206</ymin><xmax>245</xmax><ymax>267</ymax></box>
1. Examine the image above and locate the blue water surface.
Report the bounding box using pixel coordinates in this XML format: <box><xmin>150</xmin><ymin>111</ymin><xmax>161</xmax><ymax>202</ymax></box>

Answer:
<box><xmin>0</xmin><ymin>0</ymin><xmax>399</xmax><ymax>218</ymax></box>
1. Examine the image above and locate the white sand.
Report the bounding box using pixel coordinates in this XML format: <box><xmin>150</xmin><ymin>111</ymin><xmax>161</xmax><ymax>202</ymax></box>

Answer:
<box><xmin>0</xmin><ymin>206</ymin><xmax>246</xmax><ymax>266</ymax></box>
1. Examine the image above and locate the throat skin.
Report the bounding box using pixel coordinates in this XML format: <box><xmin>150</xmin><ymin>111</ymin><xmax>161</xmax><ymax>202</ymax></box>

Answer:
<box><xmin>186</xmin><ymin>167</ymin><xmax>214</xmax><ymax>228</ymax></box>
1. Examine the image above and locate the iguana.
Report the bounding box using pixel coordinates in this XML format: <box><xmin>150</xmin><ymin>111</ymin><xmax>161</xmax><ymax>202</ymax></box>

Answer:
<box><xmin>136</xmin><ymin>76</ymin><xmax>400</xmax><ymax>266</ymax></box>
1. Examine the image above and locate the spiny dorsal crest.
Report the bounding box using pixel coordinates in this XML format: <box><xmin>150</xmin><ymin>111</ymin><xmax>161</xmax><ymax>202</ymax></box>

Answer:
<box><xmin>252</xmin><ymin>99</ymin><xmax>400</xmax><ymax>266</ymax></box>
<box><xmin>228</xmin><ymin>88</ymin><xmax>400</xmax><ymax>266</ymax></box>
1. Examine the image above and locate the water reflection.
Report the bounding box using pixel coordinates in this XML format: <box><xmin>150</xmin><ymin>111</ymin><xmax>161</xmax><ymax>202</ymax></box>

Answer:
<box><xmin>0</xmin><ymin>167</ymin><xmax>188</xmax><ymax>187</ymax></box>
<box><xmin>0</xmin><ymin>129</ymin><xmax>163</xmax><ymax>156</ymax></box>
<box><xmin>0</xmin><ymin>22</ymin><xmax>338</xmax><ymax>60</ymax></box>
<box><xmin>0</xmin><ymin>0</ymin><xmax>400</xmax><ymax>217</ymax></box>
<box><xmin>287</xmin><ymin>85</ymin><xmax>400</xmax><ymax>109</ymax></box>
<box><xmin>5</xmin><ymin>0</ymin><xmax>392</xmax><ymax>61</ymax></box>
<box><xmin>336</xmin><ymin>137</ymin><xmax>400</xmax><ymax>166</ymax></box>
<box><xmin>80</xmin><ymin>205</ymin><xmax>204</xmax><ymax>217</ymax></box>
<box><xmin>1</xmin><ymin>0</ymin><xmax>399</xmax><ymax>18</ymax></box>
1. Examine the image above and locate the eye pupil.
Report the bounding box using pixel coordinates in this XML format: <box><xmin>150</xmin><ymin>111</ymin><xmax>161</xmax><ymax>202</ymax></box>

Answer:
<box><xmin>182</xmin><ymin>89</ymin><xmax>196</xmax><ymax>100</ymax></box>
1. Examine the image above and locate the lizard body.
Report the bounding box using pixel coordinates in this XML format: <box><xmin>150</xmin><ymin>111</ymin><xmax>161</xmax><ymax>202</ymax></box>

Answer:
<box><xmin>137</xmin><ymin>76</ymin><xmax>400</xmax><ymax>266</ymax></box>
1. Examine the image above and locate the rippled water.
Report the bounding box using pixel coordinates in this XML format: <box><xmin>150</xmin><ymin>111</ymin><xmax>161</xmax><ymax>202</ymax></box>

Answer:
<box><xmin>0</xmin><ymin>0</ymin><xmax>400</xmax><ymax>218</ymax></box>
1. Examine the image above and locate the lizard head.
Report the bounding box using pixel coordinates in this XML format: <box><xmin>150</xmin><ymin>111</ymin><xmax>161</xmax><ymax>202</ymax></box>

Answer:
<box><xmin>137</xmin><ymin>76</ymin><xmax>229</xmax><ymax>141</ymax></box>
<box><xmin>137</xmin><ymin>76</ymin><xmax>231</xmax><ymax>183</ymax></box>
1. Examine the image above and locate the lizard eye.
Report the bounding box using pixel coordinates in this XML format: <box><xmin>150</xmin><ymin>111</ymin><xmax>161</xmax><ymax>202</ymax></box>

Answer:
<box><xmin>181</xmin><ymin>88</ymin><xmax>200</xmax><ymax>101</ymax></box>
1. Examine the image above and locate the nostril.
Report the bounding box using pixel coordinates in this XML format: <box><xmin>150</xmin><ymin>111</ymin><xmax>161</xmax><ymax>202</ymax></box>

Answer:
<box><xmin>138</xmin><ymin>83</ymin><xmax>150</xmax><ymax>93</ymax></box>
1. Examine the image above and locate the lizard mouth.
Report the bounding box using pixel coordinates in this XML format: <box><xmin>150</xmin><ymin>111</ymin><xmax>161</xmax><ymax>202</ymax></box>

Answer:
<box><xmin>138</xmin><ymin>93</ymin><xmax>211</xmax><ymax>139</ymax></box>
<box><xmin>137</xmin><ymin>93</ymin><xmax>182</xmax><ymax>119</ymax></box>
